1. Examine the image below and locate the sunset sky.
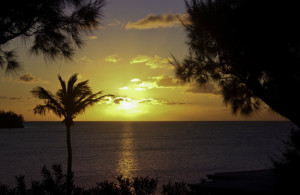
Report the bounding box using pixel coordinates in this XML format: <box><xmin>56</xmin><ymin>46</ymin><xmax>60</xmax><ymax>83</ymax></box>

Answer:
<box><xmin>0</xmin><ymin>0</ymin><xmax>284</xmax><ymax>121</ymax></box>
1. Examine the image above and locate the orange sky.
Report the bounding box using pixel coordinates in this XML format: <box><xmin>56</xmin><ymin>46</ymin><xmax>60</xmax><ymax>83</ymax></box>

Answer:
<box><xmin>0</xmin><ymin>0</ymin><xmax>285</xmax><ymax>121</ymax></box>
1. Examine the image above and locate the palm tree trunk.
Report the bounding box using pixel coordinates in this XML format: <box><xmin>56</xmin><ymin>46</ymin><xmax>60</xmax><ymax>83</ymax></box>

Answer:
<box><xmin>66</xmin><ymin>123</ymin><xmax>72</xmax><ymax>195</ymax></box>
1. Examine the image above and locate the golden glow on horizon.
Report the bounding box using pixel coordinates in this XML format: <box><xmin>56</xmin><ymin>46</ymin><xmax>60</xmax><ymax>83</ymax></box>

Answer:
<box><xmin>102</xmin><ymin>96</ymin><xmax>146</xmax><ymax>119</ymax></box>
<box><xmin>0</xmin><ymin>0</ymin><xmax>283</xmax><ymax>122</ymax></box>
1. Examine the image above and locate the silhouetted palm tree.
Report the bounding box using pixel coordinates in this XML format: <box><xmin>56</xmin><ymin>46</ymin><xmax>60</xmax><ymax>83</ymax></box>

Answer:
<box><xmin>31</xmin><ymin>73</ymin><xmax>111</xmax><ymax>195</ymax></box>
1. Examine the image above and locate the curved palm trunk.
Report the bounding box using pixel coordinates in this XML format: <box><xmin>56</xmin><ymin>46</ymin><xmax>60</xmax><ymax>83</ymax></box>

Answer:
<box><xmin>66</xmin><ymin>123</ymin><xmax>73</xmax><ymax>195</ymax></box>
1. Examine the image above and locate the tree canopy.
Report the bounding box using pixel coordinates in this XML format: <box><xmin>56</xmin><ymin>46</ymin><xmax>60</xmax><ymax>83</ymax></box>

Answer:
<box><xmin>31</xmin><ymin>73</ymin><xmax>109</xmax><ymax>125</ymax></box>
<box><xmin>175</xmin><ymin>0</ymin><xmax>300</xmax><ymax>126</ymax></box>
<box><xmin>0</xmin><ymin>0</ymin><xmax>105</xmax><ymax>74</ymax></box>
<box><xmin>0</xmin><ymin>110</ymin><xmax>24</xmax><ymax>128</ymax></box>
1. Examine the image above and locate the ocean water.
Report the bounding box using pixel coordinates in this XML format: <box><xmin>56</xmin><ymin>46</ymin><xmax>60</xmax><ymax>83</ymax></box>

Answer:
<box><xmin>0</xmin><ymin>121</ymin><xmax>294</xmax><ymax>187</ymax></box>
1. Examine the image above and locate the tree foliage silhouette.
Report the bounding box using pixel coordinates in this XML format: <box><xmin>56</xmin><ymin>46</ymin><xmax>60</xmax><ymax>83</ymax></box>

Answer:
<box><xmin>0</xmin><ymin>0</ymin><xmax>105</xmax><ymax>74</ymax></box>
<box><xmin>174</xmin><ymin>0</ymin><xmax>300</xmax><ymax>127</ymax></box>
<box><xmin>0</xmin><ymin>110</ymin><xmax>24</xmax><ymax>128</ymax></box>
<box><xmin>31</xmin><ymin>73</ymin><xmax>112</xmax><ymax>195</ymax></box>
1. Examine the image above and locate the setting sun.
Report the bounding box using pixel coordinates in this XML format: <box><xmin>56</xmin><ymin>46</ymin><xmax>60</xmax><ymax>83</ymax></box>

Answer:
<box><xmin>120</xmin><ymin>100</ymin><xmax>136</xmax><ymax>110</ymax></box>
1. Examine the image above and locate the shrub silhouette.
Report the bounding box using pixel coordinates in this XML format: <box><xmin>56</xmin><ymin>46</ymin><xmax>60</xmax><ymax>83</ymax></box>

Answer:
<box><xmin>0</xmin><ymin>110</ymin><xmax>24</xmax><ymax>128</ymax></box>
<box><xmin>0</xmin><ymin>165</ymin><xmax>163</xmax><ymax>195</ymax></box>
<box><xmin>161</xmin><ymin>181</ymin><xmax>192</xmax><ymax>195</ymax></box>
<box><xmin>273</xmin><ymin>128</ymin><xmax>300</xmax><ymax>194</ymax></box>
<box><xmin>132</xmin><ymin>176</ymin><xmax>158</xmax><ymax>195</ymax></box>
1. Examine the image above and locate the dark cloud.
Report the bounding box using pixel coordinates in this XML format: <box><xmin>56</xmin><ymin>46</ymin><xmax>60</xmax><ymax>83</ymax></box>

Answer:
<box><xmin>165</xmin><ymin>101</ymin><xmax>186</xmax><ymax>105</ymax></box>
<box><xmin>125</xmin><ymin>13</ymin><xmax>190</xmax><ymax>30</ymax></box>
<box><xmin>105</xmin><ymin>96</ymin><xmax>186</xmax><ymax>107</ymax></box>
<box><xmin>139</xmin><ymin>98</ymin><xmax>186</xmax><ymax>105</ymax></box>
<box><xmin>18</xmin><ymin>73</ymin><xmax>47</xmax><ymax>83</ymax></box>
<box><xmin>0</xmin><ymin>96</ymin><xmax>30</xmax><ymax>100</ymax></box>
<box><xmin>138</xmin><ymin>99</ymin><xmax>152</xmax><ymax>104</ymax></box>
<box><xmin>10</xmin><ymin>97</ymin><xmax>22</xmax><ymax>100</ymax></box>
<box><xmin>113</xmin><ymin>97</ymin><xmax>125</xmax><ymax>104</ymax></box>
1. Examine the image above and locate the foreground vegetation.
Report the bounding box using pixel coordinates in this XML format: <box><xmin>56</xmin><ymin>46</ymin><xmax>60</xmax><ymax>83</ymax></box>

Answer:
<box><xmin>0</xmin><ymin>164</ymin><xmax>195</xmax><ymax>195</ymax></box>
<box><xmin>272</xmin><ymin>129</ymin><xmax>300</xmax><ymax>194</ymax></box>
<box><xmin>0</xmin><ymin>110</ymin><xmax>24</xmax><ymax>128</ymax></box>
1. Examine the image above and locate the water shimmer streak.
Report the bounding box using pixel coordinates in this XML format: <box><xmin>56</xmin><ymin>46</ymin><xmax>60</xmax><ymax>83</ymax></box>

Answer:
<box><xmin>0</xmin><ymin>121</ymin><xmax>293</xmax><ymax>187</ymax></box>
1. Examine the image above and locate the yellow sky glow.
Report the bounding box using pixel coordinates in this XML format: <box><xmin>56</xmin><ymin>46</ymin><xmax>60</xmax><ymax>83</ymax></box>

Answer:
<box><xmin>0</xmin><ymin>0</ymin><xmax>286</xmax><ymax>121</ymax></box>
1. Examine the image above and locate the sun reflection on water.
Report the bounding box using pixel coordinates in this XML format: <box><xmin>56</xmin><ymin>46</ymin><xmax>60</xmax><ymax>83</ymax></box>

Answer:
<box><xmin>117</xmin><ymin>122</ymin><xmax>138</xmax><ymax>178</ymax></box>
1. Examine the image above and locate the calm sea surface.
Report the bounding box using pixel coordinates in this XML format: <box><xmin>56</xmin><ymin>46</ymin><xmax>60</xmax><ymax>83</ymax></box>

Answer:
<box><xmin>0</xmin><ymin>121</ymin><xmax>294</xmax><ymax>187</ymax></box>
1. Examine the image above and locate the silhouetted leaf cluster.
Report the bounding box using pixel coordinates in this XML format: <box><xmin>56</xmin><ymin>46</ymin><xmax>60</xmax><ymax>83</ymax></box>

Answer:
<box><xmin>0</xmin><ymin>165</ymin><xmax>161</xmax><ymax>195</ymax></box>
<box><xmin>31</xmin><ymin>73</ymin><xmax>112</xmax><ymax>125</ymax></box>
<box><xmin>161</xmin><ymin>181</ymin><xmax>194</xmax><ymax>195</ymax></box>
<box><xmin>175</xmin><ymin>0</ymin><xmax>300</xmax><ymax>126</ymax></box>
<box><xmin>0</xmin><ymin>164</ymin><xmax>67</xmax><ymax>195</ymax></box>
<box><xmin>0</xmin><ymin>50</ymin><xmax>22</xmax><ymax>74</ymax></box>
<box><xmin>0</xmin><ymin>0</ymin><xmax>105</xmax><ymax>73</ymax></box>
<box><xmin>84</xmin><ymin>175</ymin><xmax>159</xmax><ymax>195</ymax></box>
<box><xmin>0</xmin><ymin>110</ymin><xmax>24</xmax><ymax>128</ymax></box>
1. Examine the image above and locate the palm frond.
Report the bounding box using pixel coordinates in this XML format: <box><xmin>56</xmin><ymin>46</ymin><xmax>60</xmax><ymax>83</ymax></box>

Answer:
<box><xmin>31</xmin><ymin>86</ymin><xmax>55</xmax><ymax>100</ymax></box>
<box><xmin>58</xmin><ymin>75</ymin><xmax>67</xmax><ymax>100</ymax></box>
<box><xmin>67</xmin><ymin>73</ymin><xmax>79</xmax><ymax>97</ymax></box>
<box><xmin>31</xmin><ymin>86</ymin><xmax>64</xmax><ymax>117</ymax></box>
<box><xmin>33</xmin><ymin>102</ymin><xmax>64</xmax><ymax>117</ymax></box>
<box><xmin>99</xmin><ymin>94</ymin><xmax>115</xmax><ymax>100</ymax></box>
<box><xmin>56</xmin><ymin>89</ymin><xmax>66</xmax><ymax>105</ymax></box>
<box><xmin>74</xmin><ymin>90</ymin><xmax>99</xmax><ymax>107</ymax></box>
<box><xmin>45</xmin><ymin>102</ymin><xmax>65</xmax><ymax>118</ymax></box>
<box><xmin>71</xmin><ymin>80</ymin><xmax>92</xmax><ymax>101</ymax></box>
<box><xmin>72</xmin><ymin>91</ymin><xmax>105</xmax><ymax>116</ymax></box>
<box><xmin>33</xmin><ymin>105</ymin><xmax>48</xmax><ymax>115</ymax></box>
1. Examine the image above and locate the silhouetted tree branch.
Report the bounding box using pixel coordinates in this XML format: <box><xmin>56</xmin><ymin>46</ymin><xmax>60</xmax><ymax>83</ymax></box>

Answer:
<box><xmin>0</xmin><ymin>0</ymin><xmax>105</xmax><ymax>74</ymax></box>
<box><xmin>175</xmin><ymin>0</ymin><xmax>300</xmax><ymax>127</ymax></box>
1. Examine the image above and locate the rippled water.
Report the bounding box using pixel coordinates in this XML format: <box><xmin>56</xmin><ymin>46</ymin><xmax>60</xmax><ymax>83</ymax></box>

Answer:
<box><xmin>0</xmin><ymin>121</ymin><xmax>293</xmax><ymax>187</ymax></box>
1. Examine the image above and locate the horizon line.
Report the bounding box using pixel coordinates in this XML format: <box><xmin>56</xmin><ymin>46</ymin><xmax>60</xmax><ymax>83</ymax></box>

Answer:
<box><xmin>24</xmin><ymin>120</ymin><xmax>289</xmax><ymax>122</ymax></box>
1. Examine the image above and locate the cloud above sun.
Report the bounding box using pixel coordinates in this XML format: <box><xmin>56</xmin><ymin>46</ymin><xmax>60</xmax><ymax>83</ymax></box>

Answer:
<box><xmin>118</xmin><ymin>75</ymin><xmax>221</xmax><ymax>96</ymax></box>
<box><xmin>118</xmin><ymin>76</ymin><xmax>183</xmax><ymax>92</ymax></box>
<box><xmin>102</xmin><ymin>96</ymin><xmax>185</xmax><ymax>107</ymax></box>
<box><xmin>130</xmin><ymin>55</ymin><xmax>172</xmax><ymax>69</ymax></box>
<box><xmin>125</xmin><ymin>12</ymin><xmax>190</xmax><ymax>30</ymax></box>
<box><xmin>104</xmin><ymin>54</ymin><xmax>122</xmax><ymax>63</ymax></box>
